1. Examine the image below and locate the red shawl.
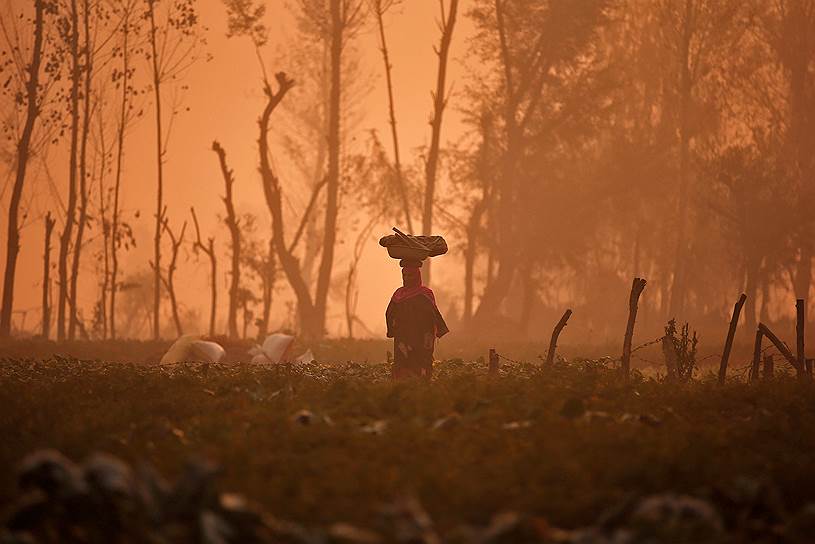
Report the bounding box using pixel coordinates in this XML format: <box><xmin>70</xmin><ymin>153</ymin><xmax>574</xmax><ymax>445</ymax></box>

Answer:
<box><xmin>390</xmin><ymin>266</ymin><xmax>437</xmax><ymax>308</ymax></box>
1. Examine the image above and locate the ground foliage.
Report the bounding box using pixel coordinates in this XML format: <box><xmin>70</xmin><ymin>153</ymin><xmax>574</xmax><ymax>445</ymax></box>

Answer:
<box><xmin>1</xmin><ymin>350</ymin><xmax>815</xmax><ymax>543</ymax></box>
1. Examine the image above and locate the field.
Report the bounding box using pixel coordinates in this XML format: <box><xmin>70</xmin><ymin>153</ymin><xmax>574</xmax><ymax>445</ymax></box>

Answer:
<box><xmin>1</xmin><ymin>339</ymin><xmax>815</xmax><ymax>543</ymax></box>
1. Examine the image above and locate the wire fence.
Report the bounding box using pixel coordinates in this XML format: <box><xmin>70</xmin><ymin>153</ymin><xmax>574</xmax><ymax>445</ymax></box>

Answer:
<box><xmin>491</xmin><ymin>333</ymin><xmax>804</xmax><ymax>382</ymax></box>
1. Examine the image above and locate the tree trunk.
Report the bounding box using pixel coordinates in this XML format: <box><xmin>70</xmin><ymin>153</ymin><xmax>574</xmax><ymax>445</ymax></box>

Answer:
<box><xmin>190</xmin><ymin>206</ymin><xmax>217</xmax><ymax>337</ymax></box>
<box><xmin>69</xmin><ymin>0</ymin><xmax>93</xmax><ymax>339</ymax></box>
<box><xmin>98</xmin><ymin>111</ymin><xmax>110</xmax><ymax>340</ymax></box>
<box><xmin>160</xmin><ymin>220</ymin><xmax>186</xmax><ymax>338</ymax></box>
<box><xmin>208</xmin><ymin>239</ymin><xmax>217</xmax><ymax>337</ymax></box>
<box><xmin>422</xmin><ymin>0</ymin><xmax>459</xmax><ymax>285</ymax></box>
<box><xmin>471</xmin><ymin>0</ymin><xmax>524</xmax><ymax>324</ymax></box>
<box><xmin>110</xmin><ymin>5</ymin><xmax>131</xmax><ymax>341</ymax></box>
<box><xmin>463</xmin><ymin>198</ymin><xmax>486</xmax><ymax>323</ymax></box>
<box><xmin>667</xmin><ymin>0</ymin><xmax>694</xmax><ymax>320</ymax></box>
<box><xmin>148</xmin><ymin>0</ymin><xmax>164</xmax><ymax>340</ymax></box>
<box><xmin>42</xmin><ymin>213</ymin><xmax>56</xmax><ymax>339</ymax></box>
<box><xmin>743</xmin><ymin>257</ymin><xmax>758</xmax><ymax>332</ymax></box>
<box><xmin>519</xmin><ymin>260</ymin><xmax>535</xmax><ymax>333</ymax></box>
<box><xmin>312</xmin><ymin>0</ymin><xmax>343</xmax><ymax>339</ymax></box>
<box><xmin>258</xmin><ymin>73</ymin><xmax>322</xmax><ymax>338</ymax></box>
<box><xmin>258</xmin><ymin>238</ymin><xmax>275</xmax><ymax>339</ymax></box>
<box><xmin>212</xmin><ymin>141</ymin><xmax>241</xmax><ymax>339</ymax></box>
<box><xmin>58</xmin><ymin>0</ymin><xmax>82</xmax><ymax>341</ymax></box>
<box><xmin>374</xmin><ymin>0</ymin><xmax>412</xmax><ymax>233</ymax></box>
<box><xmin>0</xmin><ymin>0</ymin><xmax>46</xmax><ymax>336</ymax></box>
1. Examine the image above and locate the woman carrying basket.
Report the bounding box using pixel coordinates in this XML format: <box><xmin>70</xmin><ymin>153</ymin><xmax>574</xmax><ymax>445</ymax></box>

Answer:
<box><xmin>381</xmin><ymin>229</ymin><xmax>449</xmax><ymax>379</ymax></box>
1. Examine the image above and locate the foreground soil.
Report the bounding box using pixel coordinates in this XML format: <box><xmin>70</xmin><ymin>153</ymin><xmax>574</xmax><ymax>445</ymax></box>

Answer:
<box><xmin>1</xmin><ymin>354</ymin><xmax>814</xmax><ymax>543</ymax></box>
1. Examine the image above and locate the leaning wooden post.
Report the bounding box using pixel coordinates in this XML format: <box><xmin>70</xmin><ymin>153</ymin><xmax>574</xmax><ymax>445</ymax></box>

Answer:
<box><xmin>488</xmin><ymin>348</ymin><xmax>499</xmax><ymax>376</ymax></box>
<box><xmin>796</xmin><ymin>299</ymin><xmax>806</xmax><ymax>380</ymax></box>
<box><xmin>718</xmin><ymin>293</ymin><xmax>747</xmax><ymax>385</ymax></box>
<box><xmin>762</xmin><ymin>354</ymin><xmax>774</xmax><ymax>381</ymax></box>
<box><xmin>750</xmin><ymin>328</ymin><xmax>763</xmax><ymax>383</ymax></box>
<box><xmin>758</xmin><ymin>322</ymin><xmax>803</xmax><ymax>376</ymax></box>
<box><xmin>545</xmin><ymin>309</ymin><xmax>572</xmax><ymax>366</ymax></box>
<box><xmin>621</xmin><ymin>277</ymin><xmax>647</xmax><ymax>382</ymax></box>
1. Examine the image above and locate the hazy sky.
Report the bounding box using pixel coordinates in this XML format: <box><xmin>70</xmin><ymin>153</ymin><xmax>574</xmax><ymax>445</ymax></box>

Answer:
<box><xmin>2</xmin><ymin>0</ymin><xmax>476</xmax><ymax>337</ymax></box>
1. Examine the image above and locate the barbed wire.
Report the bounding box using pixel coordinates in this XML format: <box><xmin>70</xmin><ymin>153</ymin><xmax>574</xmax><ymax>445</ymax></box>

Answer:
<box><xmin>631</xmin><ymin>335</ymin><xmax>666</xmax><ymax>353</ymax></box>
<box><xmin>495</xmin><ymin>352</ymin><xmax>525</xmax><ymax>365</ymax></box>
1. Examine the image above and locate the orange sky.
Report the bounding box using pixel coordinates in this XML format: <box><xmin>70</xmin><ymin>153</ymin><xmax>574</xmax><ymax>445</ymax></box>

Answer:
<box><xmin>2</xmin><ymin>1</ymin><xmax>476</xmax><ymax>337</ymax></box>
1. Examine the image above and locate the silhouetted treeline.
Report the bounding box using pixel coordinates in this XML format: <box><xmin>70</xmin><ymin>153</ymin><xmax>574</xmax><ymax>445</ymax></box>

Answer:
<box><xmin>1</xmin><ymin>0</ymin><xmax>813</xmax><ymax>342</ymax></box>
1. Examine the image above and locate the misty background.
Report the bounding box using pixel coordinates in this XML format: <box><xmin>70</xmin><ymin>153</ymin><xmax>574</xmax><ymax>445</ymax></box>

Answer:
<box><xmin>1</xmin><ymin>0</ymin><xmax>813</xmax><ymax>350</ymax></box>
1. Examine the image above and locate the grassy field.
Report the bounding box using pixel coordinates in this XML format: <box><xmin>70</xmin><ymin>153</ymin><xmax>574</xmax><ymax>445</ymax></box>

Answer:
<box><xmin>1</xmin><ymin>342</ymin><xmax>815</xmax><ymax>543</ymax></box>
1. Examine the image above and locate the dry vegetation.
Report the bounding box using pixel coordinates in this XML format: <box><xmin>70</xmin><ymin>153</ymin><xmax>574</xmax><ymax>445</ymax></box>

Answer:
<box><xmin>1</xmin><ymin>343</ymin><xmax>814</xmax><ymax>543</ymax></box>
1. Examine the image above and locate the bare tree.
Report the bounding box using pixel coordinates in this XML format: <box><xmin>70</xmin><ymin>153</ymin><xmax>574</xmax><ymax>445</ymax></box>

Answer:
<box><xmin>190</xmin><ymin>207</ymin><xmax>217</xmax><ymax>337</ymax></box>
<box><xmin>345</xmin><ymin>216</ymin><xmax>377</xmax><ymax>338</ymax></box>
<box><xmin>313</xmin><ymin>0</ymin><xmax>366</xmax><ymax>337</ymax></box>
<box><xmin>241</xmin><ymin>223</ymin><xmax>276</xmax><ymax>340</ymax></box>
<box><xmin>0</xmin><ymin>0</ymin><xmax>49</xmax><ymax>336</ymax></box>
<box><xmin>57</xmin><ymin>0</ymin><xmax>83</xmax><ymax>341</ymax></box>
<box><xmin>371</xmin><ymin>0</ymin><xmax>412</xmax><ymax>232</ymax></box>
<box><xmin>225</xmin><ymin>0</ymin><xmax>364</xmax><ymax>339</ymax></box>
<box><xmin>158</xmin><ymin>216</ymin><xmax>186</xmax><ymax>337</ymax></box>
<box><xmin>94</xmin><ymin>91</ymin><xmax>116</xmax><ymax>339</ymax></box>
<box><xmin>68</xmin><ymin>0</ymin><xmax>96</xmax><ymax>340</ymax></box>
<box><xmin>41</xmin><ymin>212</ymin><xmax>56</xmax><ymax>338</ymax></box>
<box><xmin>422</xmin><ymin>0</ymin><xmax>459</xmax><ymax>284</ymax></box>
<box><xmin>145</xmin><ymin>0</ymin><xmax>204</xmax><ymax>339</ymax></box>
<box><xmin>108</xmin><ymin>0</ymin><xmax>141</xmax><ymax>339</ymax></box>
<box><xmin>212</xmin><ymin>140</ymin><xmax>241</xmax><ymax>339</ymax></box>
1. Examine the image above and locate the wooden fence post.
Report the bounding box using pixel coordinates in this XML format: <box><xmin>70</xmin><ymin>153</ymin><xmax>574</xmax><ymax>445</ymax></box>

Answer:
<box><xmin>718</xmin><ymin>293</ymin><xmax>747</xmax><ymax>385</ymax></box>
<box><xmin>763</xmin><ymin>354</ymin><xmax>774</xmax><ymax>381</ymax></box>
<box><xmin>758</xmin><ymin>322</ymin><xmax>802</xmax><ymax>377</ymax></box>
<box><xmin>488</xmin><ymin>348</ymin><xmax>499</xmax><ymax>376</ymax></box>
<box><xmin>621</xmin><ymin>277</ymin><xmax>647</xmax><ymax>382</ymax></box>
<box><xmin>797</xmin><ymin>299</ymin><xmax>806</xmax><ymax>380</ymax></box>
<box><xmin>750</xmin><ymin>328</ymin><xmax>763</xmax><ymax>383</ymax></box>
<box><xmin>545</xmin><ymin>309</ymin><xmax>572</xmax><ymax>366</ymax></box>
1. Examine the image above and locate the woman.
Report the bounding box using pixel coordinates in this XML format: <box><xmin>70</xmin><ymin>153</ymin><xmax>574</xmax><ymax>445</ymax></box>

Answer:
<box><xmin>386</xmin><ymin>260</ymin><xmax>449</xmax><ymax>379</ymax></box>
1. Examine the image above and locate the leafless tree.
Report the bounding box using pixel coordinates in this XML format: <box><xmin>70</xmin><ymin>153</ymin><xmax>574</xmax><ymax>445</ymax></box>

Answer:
<box><xmin>225</xmin><ymin>0</ymin><xmax>364</xmax><ymax>339</ymax></box>
<box><xmin>422</xmin><ymin>0</ymin><xmax>459</xmax><ymax>284</ymax></box>
<box><xmin>145</xmin><ymin>0</ymin><xmax>204</xmax><ymax>339</ymax></box>
<box><xmin>109</xmin><ymin>0</ymin><xmax>142</xmax><ymax>340</ymax></box>
<box><xmin>190</xmin><ymin>206</ymin><xmax>217</xmax><ymax>337</ymax></box>
<box><xmin>158</xmin><ymin>216</ymin><xmax>187</xmax><ymax>337</ymax></box>
<box><xmin>57</xmin><ymin>0</ymin><xmax>83</xmax><ymax>341</ymax></box>
<box><xmin>345</xmin><ymin>215</ymin><xmax>378</xmax><ymax>338</ymax></box>
<box><xmin>68</xmin><ymin>0</ymin><xmax>97</xmax><ymax>340</ymax></box>
<box><xmin>0</xmin><ymin>0</ymin><xmax>50</xmax><ymax>336</ymax></box>
<box><xmin>212</xmin><ymin>140</ymin><xmax>241</xmax><ymax>339</ymax></box>
<box><xmin>371</xmin><ymin>0</ymin><xmax>412</xmax><ymax>232</ymax></box>
<box><xmin>41</xmin><ymin>212</ymin><xmax>56</xmax><ymax>338</ymax></box>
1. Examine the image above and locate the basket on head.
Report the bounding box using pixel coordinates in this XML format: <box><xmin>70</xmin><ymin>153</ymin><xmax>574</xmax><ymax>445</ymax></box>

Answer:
<box><xmin>379</xmin><ymin>227</ymin><xmax>447</xmax><ymax>262</ymax></box>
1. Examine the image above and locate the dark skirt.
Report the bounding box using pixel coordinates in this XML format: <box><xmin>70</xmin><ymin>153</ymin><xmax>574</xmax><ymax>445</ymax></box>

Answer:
<box><xmin>386</xmin><ymin>295</ymin><xmax>448</xmax><ymax>380</ymax></box>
